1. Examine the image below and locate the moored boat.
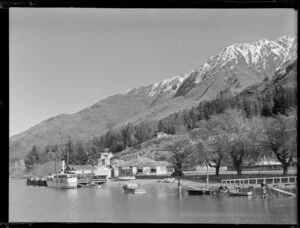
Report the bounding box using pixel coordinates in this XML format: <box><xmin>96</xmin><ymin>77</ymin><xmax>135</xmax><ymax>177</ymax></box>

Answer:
<box><xmin>46</xmin><ymin>160</ymin><xmax>77</xmax><ymax>189</ymax></box>
<box><xmin>77</xmin><ymin>181</ymin><xmax>102</xmax><ymax>188</ymax></box>
<box><xmin>46</xmin><ymin>173</ymin><xmax>78</xmax><ymax>189</ymax></box>
<box><xmin>159</xmin><ymin>178</ymin><xmax>175</xmax><ymax>183</ymax></box>
<box><xmin>187</xmin><ymin>187</ymin><xmax>214</xmax><ymax>195</ymax></box>
<box><xmin>123</xmin><ymin>183</ymin><xmax>146</xmax><ymax>194</ymax></box>
<box><xmin>228</xmin><ymin>191</ymin><xmax>252</xmax><ymax>196</ymax></box>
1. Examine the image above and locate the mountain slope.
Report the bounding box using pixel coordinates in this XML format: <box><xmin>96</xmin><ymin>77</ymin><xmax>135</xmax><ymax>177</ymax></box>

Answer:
<box><xmin>9</xmin><ymin>36</ymin><xmax>297</xmax><ymax>159</ymax></box>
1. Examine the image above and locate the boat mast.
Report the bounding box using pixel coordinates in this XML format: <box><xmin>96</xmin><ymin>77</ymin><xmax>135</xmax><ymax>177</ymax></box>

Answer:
<box><xmin>55</xmin><ymin>152</ymin><xmax>57</xmax><ymax>174</ymax></box>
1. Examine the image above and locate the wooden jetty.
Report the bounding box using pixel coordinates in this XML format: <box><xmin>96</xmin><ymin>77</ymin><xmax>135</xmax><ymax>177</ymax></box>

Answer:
<box><xmin>27</xmin><ymin>177</ymin><xmax>47</xmax><ymax>186</ymax></box>
<box><xmin>221</xmin><ymin>176</ymin><xmax>297</xmax><ymax>189</ymax></box>
<box><xmin>269</xmin><ymin>186</ymin><xmax>296</xmax><ymax>197</ymax></box>
<box><xmin>77</xmin><ymin>175</ymin><xmax>107</xmax><ymax>186</ymax></box>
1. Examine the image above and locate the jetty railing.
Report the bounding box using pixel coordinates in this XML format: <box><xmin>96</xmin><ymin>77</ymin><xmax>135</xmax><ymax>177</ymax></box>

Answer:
<box><xmin>221</xmin><ymin>176</ymin><xmax>297</xmax><ymax>187</ymax></box>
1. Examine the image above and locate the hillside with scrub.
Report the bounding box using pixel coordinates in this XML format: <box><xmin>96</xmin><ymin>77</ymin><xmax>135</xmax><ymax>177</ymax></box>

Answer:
<box><xmin>9</xmin><ymin>37</ymin><xmax>297</xmax><ymax>178</ymax></box>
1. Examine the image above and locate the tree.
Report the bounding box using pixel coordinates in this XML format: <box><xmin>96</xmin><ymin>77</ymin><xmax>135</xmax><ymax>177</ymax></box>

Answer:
<box><xmin>24</xmin><ymin>145</ymin><xmax>39</xmax><ymax>170</ymax></box>
<box><xmin>134</xmin><ymin>122</ymin><xmax>152</xmax><ymax>144</ymax></box>
<box><xmin>207</xmin><ymin>134</ymin><xmax>230</xmax><ymax>176</ymax></box>
<box><xmin>272</xmin><ymin>86</ymin><xmax>290</xmax><ymax>116</ymax></box>
<box><xmin>188</xmin><ymin>127</ymin><xmax>216</xmax><ymax>186</ymax></box>
<box><xmin>63</xmin><ymin>139</ymin><xmax>76</xmax><ymax>165</ymax></box>
<box><xmin>261</xmin><ymin>89</ymin><xmax>274</xmax><ymax>117</ymax></box>
<box><xmin>218</xmin><ymin>109</ymin><xmax>253</xmax><ymax>176</ymax></box>
<box><xmin>165</xmin><ymin>139</ymin><xmax>192</xmax><ymax>185</ymax></box>
<box><xmin>252</xmin><ymin>116</ymin><xmax>297</xmax><ymax>175</ymax></box>
<box><xmin>75</xmin><ymin>141</ymin><xmax>89</xmax><ymax>165</ymax></box>
<box><xmin>228</xmin><ymin>140</ymin><xmax>248</xmax><ymax>176</ymax></box>
<box><xmin>87</xmin><ymin>145</ymin><xmax>101</xmax><ymax>166</ymax></box>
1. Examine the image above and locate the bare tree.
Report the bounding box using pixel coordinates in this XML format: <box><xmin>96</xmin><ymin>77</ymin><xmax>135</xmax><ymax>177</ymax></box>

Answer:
<box><xmin>195</xmin><ymin>117</ymin><xmax>231</xmax><ymax>176</ymax></box>
<box><xmin>218</xmin><ymin>109</ymin><xmax>254</xmax><ymax>176</ymax></box>
<box><xmin>252</xmin><ymin>116</ymin><xmax>297</xmax><ymax>175</ymax></box>
<box><xmin>188</xmin><ymin>128</ymin><xmax>213</xmax><ymax>186</ymax></box>
<box><xmin>165</xmin><ymin>139</ymin><xmax>191</xmax><ymax>186</ymax></box>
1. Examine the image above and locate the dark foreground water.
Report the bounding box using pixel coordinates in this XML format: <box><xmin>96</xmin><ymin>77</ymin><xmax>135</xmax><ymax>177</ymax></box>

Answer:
<box><xmin>9</xmin><ymin>179</ymin><xmax>297</xmax><ymax>223</ymax></box>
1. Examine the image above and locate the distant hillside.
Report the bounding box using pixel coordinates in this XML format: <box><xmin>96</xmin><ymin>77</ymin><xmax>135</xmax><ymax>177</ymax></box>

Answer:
<box><xmin>9</xmin><ymin>36</ymin><xmax>297</xmax><ymax>160</ymax></box>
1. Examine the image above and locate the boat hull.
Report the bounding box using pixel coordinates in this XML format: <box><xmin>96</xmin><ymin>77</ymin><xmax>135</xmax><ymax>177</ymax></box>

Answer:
<box><xmin>47</xmin><ymin>180</ymin><xmax>77</xmax><ymax>189</ymax></box>
<box><xmin>123</xmin><ymin>184</ymin><xmax>146</xmax><ymax>194</ymax></box>
<box><xmin>188</xmin><ymin>189</ymin><xmax>212</xmax><ymax>195</ymax></box>
<box><xmin>228</xmin><ymin>191</ymin><xmax>252</xmax><ymax>196</ymax></box>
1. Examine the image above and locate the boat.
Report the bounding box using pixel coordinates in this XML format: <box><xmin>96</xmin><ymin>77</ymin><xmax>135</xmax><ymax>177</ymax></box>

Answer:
<box><xmin>187</xmin><ymin>162</ymin><xmax>215</xmax><ymax>196</ymax></box>
<box><xmin>77</xmin><ymin>181</ymin><xmax>102</xmax><ymax>188</ymax></box>
<box><xmin>123</xmin><ymin>183</ymin><xmax>146</xmax><ymax>194</ymax></box>
<box><xmin>46</xmin><ymin>173</ymin><xmax>77</xmax><ymax>189</ymax></box>
<box><xmin>46</xmin><ymin>160</ymin><xmax>77</xmax><ymax>189</ymax></box>
<box><xmin>118</xmin><ymin>176</ymin><xmax>136</xmax><ymax>181</ymax></box>
<box><xmin>228</xmin><ymin>191</ymin><xmax>252</xmax><ymax>196</ymax></box>
<box><xmin>217</xmin><ymin>186</ymin><xmax>229</xmax><ymax>194</ymax></box>
<box><xmin>159</xmin><ymin>178</ymin><xmax>175</xmax><ymax>183</ymax></box>
<box><xmin>187</xmin><ymin>187</ymin><xmax>214</xmax><ymax>195</ymax></box>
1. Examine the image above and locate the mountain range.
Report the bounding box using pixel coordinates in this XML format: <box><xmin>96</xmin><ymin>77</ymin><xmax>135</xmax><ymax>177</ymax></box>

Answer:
<box><xmin>9</xmin><ymin>35</ymin><xmax>297</xmax><ymax>160</ymax></box>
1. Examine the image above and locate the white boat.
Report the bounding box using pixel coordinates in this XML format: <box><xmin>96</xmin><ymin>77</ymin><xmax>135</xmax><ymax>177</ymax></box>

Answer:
<box><xmin>164</xmin><ymin>178</ymin><xmax>175</xmax><ymax>183</ymax></box>
<box><xmin>46</xmin><ymin>173</ymin><xmax>77</xmax><ymax>189</ymax></box>
<box><xmin>158</xmin><ymin>178</ymin><xmax>175</xmax><ymax>183</ymax></box>
<box><xmin>123</xmin><ymin>183</ymin><xmax>146</xmax><ymax>194</ymax></box>
<box><xmin>46</xmin><ymin>160</ymin><xmax>77</xmax><ymax>189</ymax></box>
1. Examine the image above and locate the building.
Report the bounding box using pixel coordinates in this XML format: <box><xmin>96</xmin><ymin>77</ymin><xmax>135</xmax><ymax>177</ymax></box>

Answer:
<box><xmin>117</xmin><ymin>156</ymin><xmax>173</xmax><ymax>177</ymax></box>
<box><xmin>154</xmin><ymin>132</ymin><xmax>170</xmax><ymax>139</ymax></box>
<box><xmin>110</xmin><ymin>158</ymin><xmax>127</xmax><ymax>178</ymax></box>
<box><xmin>94</xmin><ymin>165</ymin><xmax>112</xmax><ymax>179</ymax></box>
<box><xmin>65</xmin><ymin>164</ymin><xmax>111</xmax><ymax>179</ymax></box>
<box><xmin>64</xmin><ymin>165</ymin><xmax>96</xmax><ymax>175</ymax></box>
<box><xmin>99</xmin><ymin>150</ymin><xmax>114</xmax><ymax>166</ymax></box>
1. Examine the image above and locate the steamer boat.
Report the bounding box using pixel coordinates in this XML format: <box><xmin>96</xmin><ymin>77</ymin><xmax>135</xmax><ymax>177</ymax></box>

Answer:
<box><xmin>46</xmin><ymin>160</ymin><xmax>77</xmax><ymax>189</ymax></box>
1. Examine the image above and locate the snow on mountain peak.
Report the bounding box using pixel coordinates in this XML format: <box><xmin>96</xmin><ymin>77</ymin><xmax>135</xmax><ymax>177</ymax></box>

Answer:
<box><xmin>123</xmin><ymin>36</ymin><xmax>296</xmax><ymax>101</ymax></box>
<box><xmin>276</xmin><ymin>35</ymin><xmax>295</xmax><ymax>43</ymax></box>
<box><xmin>192</xmin><ymin>36</ymin><xmax>296</xmax><ymax>85</ymax></box>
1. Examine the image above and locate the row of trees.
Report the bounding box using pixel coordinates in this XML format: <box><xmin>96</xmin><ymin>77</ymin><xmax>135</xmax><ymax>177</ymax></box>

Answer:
<box><xmin>158</xmin><ymin>85</ymin><xmax>297</xmax><ymax>134</ymax></box>
<box><xmin>167</xmin><ymin>109</ymin><xmax>297</xmax><ymax>177</ymax></box>
<box><xmin>24</xmin><ymin>139</ymin><xmax>107</xmax><ymax>171</ymax></box>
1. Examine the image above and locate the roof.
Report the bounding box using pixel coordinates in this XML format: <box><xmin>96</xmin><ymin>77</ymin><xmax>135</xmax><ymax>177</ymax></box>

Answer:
<box><xmin>67</xmin><ymin>165</ymin><xmax>96</xmax><ymax>171</ymax></box>
<box><xmin>111</xmin><ymin>158</ymin><xmax>127</xmax><ymax>166</ymax></box>
<box><xmin>119</xmin><ymin>156</ymin><xmax>171</xmax><ymax>167</ymax></box>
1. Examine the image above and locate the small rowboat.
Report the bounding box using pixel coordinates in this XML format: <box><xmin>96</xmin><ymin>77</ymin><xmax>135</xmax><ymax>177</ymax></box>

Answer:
<box><xmin>187</xmin><ymin>187</ymin><xmax>214</xmax><ymax>195</ymax></box>
<box><xmin>123</xmin><ymin>183</ymin><xmax>146</xmax><ymax>194</ymax></box>
<box><xmin>228</xmin><ymin>191</ymin><xmax>252</xmax><ymax>196</ymax></box>
<box><xmin>158</xmin><ymin>178</ymin><xmax>175</xmax><ymax>183</ymax></box>
<box><xmin>77</xmin><ymin>181</ymin><xmax>102</xmax><ymax>188</ymax></box>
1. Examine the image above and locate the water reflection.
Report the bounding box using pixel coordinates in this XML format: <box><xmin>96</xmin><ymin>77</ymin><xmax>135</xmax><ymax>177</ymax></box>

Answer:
<box><xmin>10</xmin><ymin>180</ymin><xmax>297</xmax><ymax>224</ymax></box>
<box><xmin>66</xmin><ymin>189</ymin><xmax>79</xmax><ymax>199</ymax></box>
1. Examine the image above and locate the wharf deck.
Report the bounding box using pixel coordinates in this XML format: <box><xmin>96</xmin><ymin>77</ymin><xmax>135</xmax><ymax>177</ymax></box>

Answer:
<box><xmin>221</xmin><ymin>176</ymin><xmax>297</xmax><ymax>189</ymax></box>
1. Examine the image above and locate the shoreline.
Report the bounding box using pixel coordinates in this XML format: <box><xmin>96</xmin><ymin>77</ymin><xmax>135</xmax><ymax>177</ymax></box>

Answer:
<box><xmin>106</xmin><ymin>178</ymin><xmax>220</xmax><ymax>188</ymax></box>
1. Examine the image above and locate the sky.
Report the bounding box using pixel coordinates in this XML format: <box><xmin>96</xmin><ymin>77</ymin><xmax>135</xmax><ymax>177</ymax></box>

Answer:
<box><xmin>10</xmin><ymin>8</ymin><xmax>297</xmax><ymax>137</ymax></box>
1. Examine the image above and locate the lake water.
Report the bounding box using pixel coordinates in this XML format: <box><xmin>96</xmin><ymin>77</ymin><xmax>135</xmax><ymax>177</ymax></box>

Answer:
<box><xmin>9</xmin><ymin>179</ymin><xmax>297</xmax><ymax>224</ymax></box>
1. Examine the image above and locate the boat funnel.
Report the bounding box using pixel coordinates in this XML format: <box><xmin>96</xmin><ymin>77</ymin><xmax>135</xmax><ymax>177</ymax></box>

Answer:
<box><xmin>62</xmin><ymin>160</ymin><xmax>65</xmax><ymax>172</ymax></box>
